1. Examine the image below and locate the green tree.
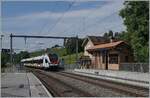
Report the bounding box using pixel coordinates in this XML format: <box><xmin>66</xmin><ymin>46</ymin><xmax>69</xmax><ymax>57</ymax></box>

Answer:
<box><xmin>108</xmin><ymin>30</ymin><xmax>113</xmax><ymax>38</ymax></box>
<box><xmin>51</xmin><ymin>44</ymin><xmax>60</xmax><ymax>48</ymax></box>
<box><xmin>103</xmin><ymin>32</ymin><xmax>109</xmax><ymax>38</ymax></box>
<box><xmin>64</xmin><ymin>38</ymin><xmax>84</xmax><ymax>54</ymax></box>
<box><xmin>1</xmin><ymin>52</ymin><xmax>10</xmax><ymax>67</ymax></box>
<box><xmin>119</xmin><ymin>1</ymin><xmax>149</xmax><ymax>62</ymax></box>
<box><xmin>14</xmin><ymin>51</ymin><xmax>30</xmax><ymax>63</ymax></box>
<box><xmin>114</xmin><ymin>32</ymin><xmax>119</xmax><ymax>38</ymax></box>
<box><xmin>103</xmin><ymin>30</ymin><xmax>114</xmax><ymax>38</ymax></box>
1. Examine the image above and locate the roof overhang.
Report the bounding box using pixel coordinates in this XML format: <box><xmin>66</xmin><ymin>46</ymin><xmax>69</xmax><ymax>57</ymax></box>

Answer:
<box><xmin>86</xmin><ymin>48</ymin><xmax>110</xmax><ymax>52</ymax></box>
<box><xmin>86</xmin><ymin>41</ymin><xmax>126</xmax><ymax>52</ymax></box>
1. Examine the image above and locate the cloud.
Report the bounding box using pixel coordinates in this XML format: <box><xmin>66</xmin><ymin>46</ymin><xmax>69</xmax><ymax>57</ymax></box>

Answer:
<box><xmin>2</xmin><ymin>0</ymin><xmax>125</xmax><ymax>51</ymax></box>
<box><xmin>45</xmin><ymin>0</ymin><xmax>125</xmax><ymax>35</ymax></box>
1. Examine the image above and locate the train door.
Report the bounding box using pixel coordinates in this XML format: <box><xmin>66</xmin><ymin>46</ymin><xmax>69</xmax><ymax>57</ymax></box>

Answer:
<box><xmin>44</xmin><ymin>58</ymin><xmax>49</xmax><ymax>68</ymax></box>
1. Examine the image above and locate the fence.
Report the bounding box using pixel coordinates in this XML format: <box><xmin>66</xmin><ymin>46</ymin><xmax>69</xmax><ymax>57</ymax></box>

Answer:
<box><xmin>119</xmin><ymin>63</ymin><xmax>149</xmax><ymax>73</ymax></box>
<box><xmin>64</xmin><ymin>64</ymin><xmax>80</xmax><ymax>70</ymax></box>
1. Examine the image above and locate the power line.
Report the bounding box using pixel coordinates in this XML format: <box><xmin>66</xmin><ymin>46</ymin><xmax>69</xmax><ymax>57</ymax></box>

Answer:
<box><xmin>40</xmin><ymin>1</ymin><xmax>108</xmax><ymax>36</ymax></box>
<box><xmin>59</xmin><ymin>1</ymin><xmax>107</xmax><ymax>33</ymax></box>
<box><xmin>60</xmin><ymin>3</ymin><xmax>103</xmax><ymax>34</ymax></box>
<box><xmin>61</xmin><ymin>4</ymin><xmax>119</xmax><ymax>34</ymax></box>
<box><xmin>78</xmin><ymin>12</ymin><xmax>118</xmax><ymax>33</ymax></box>
<box><xmin>46</xmin><ymin>0</ymin><xmax>76</xmax><ymax>34</ymax></box>
<box><xmin>38</xmin><ymin>2</ymin><xmax>59</xmax><ymax>35</ymax></box>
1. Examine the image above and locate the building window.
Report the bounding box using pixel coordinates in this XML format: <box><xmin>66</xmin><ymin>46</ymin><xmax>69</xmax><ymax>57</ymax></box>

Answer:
<box><xmin>109</xmin><ymin>54</ymin><xmax>118</xmax><ymax>64</ymax></box>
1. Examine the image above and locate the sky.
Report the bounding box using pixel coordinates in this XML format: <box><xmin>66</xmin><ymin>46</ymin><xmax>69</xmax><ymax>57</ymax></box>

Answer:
<box><xmin>1</xmin><ymin>0</ymin><xmax>126</xmax><ymax>52</ymax></box>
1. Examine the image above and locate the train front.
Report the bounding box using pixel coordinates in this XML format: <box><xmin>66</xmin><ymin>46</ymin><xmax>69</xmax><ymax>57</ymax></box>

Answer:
<box><xmin>47</xmin><ymin>53</ymin><xmax>59</xmax><ymax>69</ymax></box>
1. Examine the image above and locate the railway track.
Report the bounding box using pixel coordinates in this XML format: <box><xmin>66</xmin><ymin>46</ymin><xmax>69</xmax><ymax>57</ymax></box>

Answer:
<box><xmin>31</xmin><ymin>69</ymin><xmax>93</xmax><ymax>97</ymax></box>
<box><xmin>28</xmin><ymin>68</ymin><xmax>149</xmax><ymax>97</ymax></box>
<box><xmin>57</xmin><ymin>71</ymin><xmax>149</xmax><ymax>97</ymax></box>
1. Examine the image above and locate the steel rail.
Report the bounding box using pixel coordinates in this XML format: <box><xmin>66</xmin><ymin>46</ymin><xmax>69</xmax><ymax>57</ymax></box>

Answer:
<box><xmin>32</xmin><ymin>69</ymin><xmax>93</xmax><ymax>97</ymax></box>
<box><xmin>57</xmin><ymin>71</ymin><xmax>149</xmax><ymax>97</ymax></box>
<box><xmin>33</xmin><ymin>71</ymin><xmax>62</xmax><ymax>97</ymax></box>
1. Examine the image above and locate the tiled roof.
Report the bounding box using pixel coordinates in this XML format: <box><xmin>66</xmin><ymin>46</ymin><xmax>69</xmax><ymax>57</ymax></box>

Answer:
<box><xmin>87</xmin><ymin>41</ymin><xmax>125</xmax><ymax>51</ymax></box>
<box><xmin>88</xmin><ymin>36</ymin><xmax>110</xmax><ymax>45</ymax></box>
<box><xmin>82</xmin><ymin>36</ymin><xmax>110</xmax><ymax>47</ymax></box>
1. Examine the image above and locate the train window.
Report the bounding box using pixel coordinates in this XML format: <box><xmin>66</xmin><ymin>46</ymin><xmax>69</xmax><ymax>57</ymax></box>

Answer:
<box><xmin>52</xmin><ymin>54</ymin><xmax>58</xmax><ymax>59</ymax></box>
<box><xmin>49</xmin><ymin>54</ymin><xmax>58</xmax><ymax>61</ymax></box>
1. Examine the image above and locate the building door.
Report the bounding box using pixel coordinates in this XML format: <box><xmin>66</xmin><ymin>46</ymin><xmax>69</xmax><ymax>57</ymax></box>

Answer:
<box><xmin>105</xmin><ymin>50</ymin><xmax>108</xmax><ymax>70</ymax></box>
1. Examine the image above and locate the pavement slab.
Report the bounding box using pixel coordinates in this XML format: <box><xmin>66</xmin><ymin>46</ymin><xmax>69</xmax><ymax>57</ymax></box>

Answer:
<box><xmin>1</xmin><ymin>72</ymin><xmax>52</xmax><ymax>97</ymax></box>
<box><xmin>73</xmin><ymin>69</ymin><xmax>149</xmax><ymax>88</ymax></box>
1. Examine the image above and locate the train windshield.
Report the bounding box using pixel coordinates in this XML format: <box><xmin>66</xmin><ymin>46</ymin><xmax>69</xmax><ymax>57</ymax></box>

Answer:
<box><xmin>48</xmin><ymin>53</ymin><xmax>58</xmax><ymax>64</ymax></box>
<box><xmin>52</xmin><ymin>54</ymin><xmax>58</xmax><ymax>60</ymax></box>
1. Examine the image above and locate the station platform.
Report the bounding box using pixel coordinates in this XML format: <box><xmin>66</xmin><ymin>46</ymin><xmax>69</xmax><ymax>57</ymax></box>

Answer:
<box><xmin>73</xmin><ymin>69</ymin><xmax>149</xmax><ymax>88</ymax></box>
<box><xmin>1</xmin><ymin>72</ymin><xmax>52</xmax><ymax>97</ymax></box>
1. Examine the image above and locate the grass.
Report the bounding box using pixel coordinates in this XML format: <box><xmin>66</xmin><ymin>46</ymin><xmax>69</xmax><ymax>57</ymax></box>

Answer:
<box><xmin>61</xmin><ymin>52</ymin><xmax>83</xmax><ymax>64</ymax></box>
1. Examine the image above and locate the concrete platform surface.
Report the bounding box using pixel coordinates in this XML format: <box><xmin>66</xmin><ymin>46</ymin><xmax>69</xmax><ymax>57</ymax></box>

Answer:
<box><xmin>73</xmin><ymin>69</ymin><xmax>149</xmax><ymax>88</ymax></box>
<box><xmin>1</xmin><ymin>72</ymin><xmax>52</xmax><ymax>97</ymax></box>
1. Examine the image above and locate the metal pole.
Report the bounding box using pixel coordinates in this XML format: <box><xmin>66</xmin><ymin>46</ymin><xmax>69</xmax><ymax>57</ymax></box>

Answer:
<box><xmin>76</xmin><ymin>35</ymin><xmax>78</xmax><ymax>68</ymax></box>
<box><xmin>69</xmin><ymin>41</ymin><xmax>71</xmax><ymax>69</ymax></box>
<box><xmin>0</xmin><ymin>34</ymin><xmax>4</xmax><ymax>50</ymax></box>
<box><xmin>10</xmin><ymin>33</ymin><xmax>13</xmax><ymax>72</ymax></box>
<box><xmin>24</xmin><ymin>37</ymin><xmax>27</xmax><ymax>51</ymax></box>
<box><xmin>1</xmin><ymin>36</ymin><xmax>2</xmax><ymax>50</ymax></box>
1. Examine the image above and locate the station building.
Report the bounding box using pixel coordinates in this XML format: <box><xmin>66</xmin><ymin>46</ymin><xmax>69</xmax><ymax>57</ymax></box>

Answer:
<box><xmin>80</xmin><ymin>36</ymin><xmax>134</xmax><ymax>70</ymax></box>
